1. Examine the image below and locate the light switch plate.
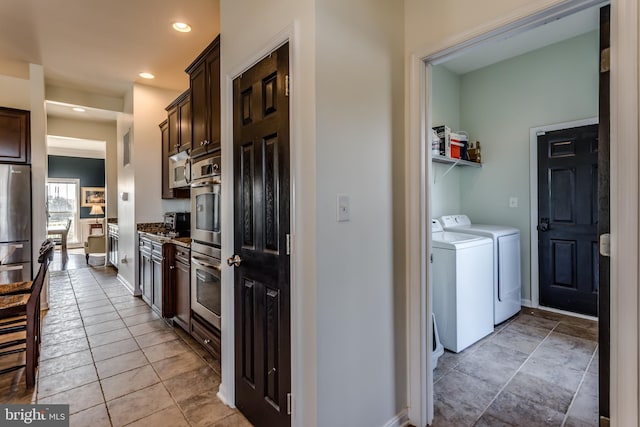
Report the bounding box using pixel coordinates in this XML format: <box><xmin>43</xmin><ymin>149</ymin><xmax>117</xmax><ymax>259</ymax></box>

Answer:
<box><xmin>337</xmin><ymin>194</ymin><xmax>350</xmax><ymax>222</ymax></box>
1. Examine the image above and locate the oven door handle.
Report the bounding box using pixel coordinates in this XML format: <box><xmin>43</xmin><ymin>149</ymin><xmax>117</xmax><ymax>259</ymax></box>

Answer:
<box><xmin>191</xmin><ymin>256</ymin><xmax>221</xmax><ymax>271</ymax></box>
<box><xmin>191</xmin><ymin>179</ymin><xmax>221</xmax><ymax>188</ymax></box>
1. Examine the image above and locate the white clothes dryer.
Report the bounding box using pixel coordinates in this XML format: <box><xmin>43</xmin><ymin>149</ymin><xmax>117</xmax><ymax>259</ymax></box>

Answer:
<box><xmin>431</xmin><ymin>220</ymin><xmax>494</xmax><ymax>353</ymax></box>
<box><xmin>439</xmin><ymin>214</ymin><xmax>522</xmax><ymax>325</ymax></box>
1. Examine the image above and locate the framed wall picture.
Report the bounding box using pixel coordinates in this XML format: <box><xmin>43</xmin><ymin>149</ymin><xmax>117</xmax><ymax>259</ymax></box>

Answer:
<box><xmin>81</xmin><ymin>187</ymin><xmax>106</xmax><ymax>207</ymax></box>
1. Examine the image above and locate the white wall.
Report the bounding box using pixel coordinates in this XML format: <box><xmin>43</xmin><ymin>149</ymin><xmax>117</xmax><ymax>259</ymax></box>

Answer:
<box><xmin>219</xmin><ymin>1</ymin><xmax>317</xmax><ymax>425</ymax></box>
<box><xmin>46</xmin><ymin>117</ymin><xmax>118</xmax><ymax>218</ymax></box>
<box><xmin>115</xmin><ymin>84</ymin><xmax>187</xmax><ymax>291</ymax></box>
<box><xmin>132</xmin><ymin>84</ymin><xmax>187</xmax><ymax>221</ymax></box>
<box><xmin>221</xmin><ymin>1</ymin><xmax>406</xmax><ymax>425</ymax></box>
<box><xmin>315</xmin><ymin>1</ymin><xmax>405</xmax><ymax>426</ymax></box>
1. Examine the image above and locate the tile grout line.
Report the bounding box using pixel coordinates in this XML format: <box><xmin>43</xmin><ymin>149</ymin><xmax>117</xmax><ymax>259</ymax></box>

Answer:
<box><xmin>560</xmin><ymin>344</ymin><xmax>599</xmax><ymax>427</ymax></box>
<box><xmin>471</xmin><ymin>320</ymin><xmax>559</xmax><ymax>425</ymax></box>
<box><xmin>72</xmin><ymin>269</ymin><xmax>116</xmax><ymax>427</ymax></box>
<box><xmin>89</xmin><ymin>268</ymin><xmax>197</xmax><ymax>427</ymax></box>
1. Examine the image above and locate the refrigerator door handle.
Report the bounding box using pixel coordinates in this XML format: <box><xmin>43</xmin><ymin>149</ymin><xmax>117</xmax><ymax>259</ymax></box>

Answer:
<box><xmin>0</xmin><ymin>264</ymin><xmax>24</xmax><ymax>272</ymax></box>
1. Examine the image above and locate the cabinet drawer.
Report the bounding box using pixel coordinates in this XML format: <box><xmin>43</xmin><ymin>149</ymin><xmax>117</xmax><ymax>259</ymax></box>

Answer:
<box><xmin>174</xmin><ymin>247</ymin><xmax>190</xmax><ymax>265</ymax></box>
<box><xmin>190</xmin><ymin>316</ymin><xmax>220</xmax><ymax>360</ymax></box>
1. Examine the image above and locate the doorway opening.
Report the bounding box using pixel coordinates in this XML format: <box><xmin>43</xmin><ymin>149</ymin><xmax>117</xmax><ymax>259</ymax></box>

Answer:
<box><xmin>422</xmin><ymin>3</ymin><xmax>607</xmax><ymax>426</ymax></box>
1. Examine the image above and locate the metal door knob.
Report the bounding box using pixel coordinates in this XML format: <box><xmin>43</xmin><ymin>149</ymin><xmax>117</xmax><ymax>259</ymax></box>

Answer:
<box><xmin>227</xmin><ymin>254</ymin><xmax>242</xmax><ymax>267</ymax></box>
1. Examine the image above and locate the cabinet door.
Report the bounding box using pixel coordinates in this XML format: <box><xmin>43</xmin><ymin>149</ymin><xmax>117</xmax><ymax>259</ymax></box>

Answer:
<box><xmin>178</xmin><ymin>94</ymin><xmax>192</xmax><ymax>152</ymax></box>
<box><xmin>190</xmin><ymin>63</ymin><xmax>208</xmax><ymax>158</ymax></box>
<box><xmin>140</xmin><ymin>251</ymin><xmax>153</xmax><ymax>304</ymax></box>
<box><xmin>0</xmin><ymin>108</ymin><xmax>30</xmax><ymax>163</ymax></box>
<box><xmin>160</xmin><ymin>121</ymin><xmax>172</xmax><ymax>199</ymax></box>
<box><xmin>206</xmin><ymin>50</ymin><xmax>221</xmax><ymax>151</ymax></box>
<box><xmin>167</xmin><ymin>106</ymin><xmax>179</xmax><ymax>156</ymax></box>
<box><xmin>152</xmin><ymin>254</ymin><xmax>163</xmax><ymax>313</ymax></box>
<box><xmin>174</xmin><ymin>258</ymin><xmax>191</xmax><ymax>330</ymax></box>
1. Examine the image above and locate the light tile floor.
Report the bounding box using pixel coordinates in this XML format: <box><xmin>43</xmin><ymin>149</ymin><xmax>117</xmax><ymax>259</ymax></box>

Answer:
<box><xmin>433</xmin><ymin>308</ymin><xmax>599</xmax><ymax>426</ymax></box>
<box><xmin>0</xmin><ymin>263</ymin><xmax>252</xmax><ymax>427</ymax></box>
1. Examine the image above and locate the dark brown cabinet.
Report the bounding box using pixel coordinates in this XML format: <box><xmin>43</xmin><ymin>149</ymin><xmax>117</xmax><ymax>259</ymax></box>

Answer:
<box><xmin>166</xmin><ymin>90</ymin><xmax>191</xmax><ymax>156</ymax></box>
<box><xmin>186</xmin><ymin>36</ymin><xmax>221</xmax><ymax>159</ymax></box>
<box><xmin>172</xmin><ymin>245</ymin><xmax>191</xmax><ymax>331</ymax></box>
<box><xmin>160</xmin><ymin>120</ymin><xmax>189</xmax><ymax>200</ymax></box>
<box><xmin>151</xmin><ymin>243</ymin><xmax>163</xmax><ymax>314</ymax></box>
<box><xmin>0</xmin><ymin>107</ymin><xmax>30</xmax><ymax>164</ymax></box>
<box><xmin>191</xmin><ymin>315</ymin><xmax>221</xmax><ymax>360</ymax></box>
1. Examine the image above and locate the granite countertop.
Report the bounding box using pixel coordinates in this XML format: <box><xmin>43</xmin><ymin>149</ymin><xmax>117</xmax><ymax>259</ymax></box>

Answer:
<box><xmin>138</xmin><ymin>228</ymin><xmax>191</xmax><ymax>248</ymax></box>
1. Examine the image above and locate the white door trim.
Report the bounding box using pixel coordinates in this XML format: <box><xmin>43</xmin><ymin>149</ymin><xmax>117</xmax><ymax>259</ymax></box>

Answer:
<box><xmin>407</xmin><ymin>0</ymin><xmax>639</xmax><ymax>425</ymax></box>
<box><xmin>528</xmin><ymin>117</ymin><xmax>598</xmax><ymax>309</ymax></box>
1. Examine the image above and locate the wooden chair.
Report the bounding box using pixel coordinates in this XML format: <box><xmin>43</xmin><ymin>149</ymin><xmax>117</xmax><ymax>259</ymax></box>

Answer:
<box><xmin>0</xmin><ymin>240</ymin><xmax>54</xmax><ymax>387</ymax></box>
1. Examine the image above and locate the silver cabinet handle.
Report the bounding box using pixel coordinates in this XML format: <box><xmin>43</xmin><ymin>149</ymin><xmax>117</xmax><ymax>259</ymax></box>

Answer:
<box><xmin>204</xmin><ymin>339</ymin><xmax>211</xmax><ymax>344</ymax></box>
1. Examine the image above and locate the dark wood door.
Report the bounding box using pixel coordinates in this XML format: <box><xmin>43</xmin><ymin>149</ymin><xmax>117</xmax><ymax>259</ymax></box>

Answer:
<box><xmin>232</xmin><ymin>43</ymin><xmax>290</xmax><ymax>427</ymax></box>
<box><xmin>538</xmin><ymin>124</ymin><xmax>599</xmax><ymax>316</ymax></box>
<box><xmin>598</xmin><ymin>4</ymin><xmax>610</xmax><ymax>421</ymax></box>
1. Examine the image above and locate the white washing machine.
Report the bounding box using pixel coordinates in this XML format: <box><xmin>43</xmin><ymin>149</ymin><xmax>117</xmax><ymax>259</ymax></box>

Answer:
<box><xmin>439</xmin><ymin>214</ymin><xmax>522</xmax><ymax>325</ymax></box>
<box><xmin>431</xmin><ymin>220</ymin><xmax>494</xmax><ymax>353</ymax></box>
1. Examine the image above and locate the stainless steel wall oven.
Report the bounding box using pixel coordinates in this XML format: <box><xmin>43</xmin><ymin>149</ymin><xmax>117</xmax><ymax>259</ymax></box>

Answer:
<box><xmin>190</xmin><ymin>154</ymin><xmax>222</xmax><ymax>328</ymax></box>
<box><xmin>190</xmin><ymin>155</ymin><xmax>221</xmax><ymax>247</ymax></box>
<box><xmin>191</xmin><ymin>242</ymin><xmax>221</xmax><ymax>328</ymax></box>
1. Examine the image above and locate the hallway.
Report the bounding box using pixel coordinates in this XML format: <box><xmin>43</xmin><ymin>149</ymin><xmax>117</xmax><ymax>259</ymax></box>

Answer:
<box><xmin>0</xmin><ymin>263</ymin><xmax>251</xmax><ymax>426</ymax></box>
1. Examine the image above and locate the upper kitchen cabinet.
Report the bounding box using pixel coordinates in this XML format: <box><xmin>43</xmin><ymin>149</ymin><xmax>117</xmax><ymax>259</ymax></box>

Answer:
<box><xmin>186</xmin><ymin>35</ymin><xmax>220</xmax><ymax>159</ymax></box>
<box><xmin>160</xmin><ymin>120</ymin><xmax>189</xmax><ymax>199</ymax></box>
<box><xmin>0</xmin><ymin>107</ymin><xmax>30</xmax><ymax>164</ymax></box>
<box><xmin>166</xmin><ymin>90</ymin><xmax>191</xmax><ymax>156</ymax></box>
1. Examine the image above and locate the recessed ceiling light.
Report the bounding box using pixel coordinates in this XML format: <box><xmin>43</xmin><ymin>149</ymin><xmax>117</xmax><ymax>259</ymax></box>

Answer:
<box><xmin>172</xmin><ymin>22</ymin><xmax>191</xmax><ymax>33</ymax></box>
<box><xmin>72</xmin><ymin>107</ymin><xmax>86</xmax><ymax>113</ymax></box>
<box><xmin>139</xmin><ymin>72</ymin><xmax>155</xmax><ymax>79</ymax></box>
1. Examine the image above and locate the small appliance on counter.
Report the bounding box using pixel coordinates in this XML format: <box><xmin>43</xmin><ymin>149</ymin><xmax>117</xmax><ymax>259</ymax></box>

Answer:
<box><xmin>162</xmin><ymin>212</ymin><xmax>190</xmax><ymax>238</ymax></box>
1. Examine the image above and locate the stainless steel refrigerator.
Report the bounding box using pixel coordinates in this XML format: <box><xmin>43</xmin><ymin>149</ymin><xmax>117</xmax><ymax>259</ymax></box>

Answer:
<box><xmin>0</xmin><ymin>164</ymin><xmax>31</xmax><ymax>282</ymax></box>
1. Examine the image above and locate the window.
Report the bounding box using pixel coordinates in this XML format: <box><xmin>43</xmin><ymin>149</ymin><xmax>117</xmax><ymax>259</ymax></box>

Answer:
<box><xmin>47</xmin><ymin>179</ymin><xmax>80</xmax><ymax>244</ymax></box>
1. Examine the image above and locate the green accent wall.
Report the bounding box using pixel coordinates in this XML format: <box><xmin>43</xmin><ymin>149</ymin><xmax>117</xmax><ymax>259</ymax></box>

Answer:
<box><xmin>430</xmin><ymin>30</ymin><xmax>599</xmax><ymax>301</ymax></box>
<box><xmin>48</xmin><ymin>155</ymin><xmax>106</xmax><ymax>219</ymax></box>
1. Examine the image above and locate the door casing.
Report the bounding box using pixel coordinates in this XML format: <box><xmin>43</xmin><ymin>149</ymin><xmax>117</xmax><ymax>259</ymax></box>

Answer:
<box><xmin>406</xmin><ymin>0</ymin><xmax>639</xmax><ymax>426</ymax></box>
<box><xmin>528</xmin><ymin>117</ymin><xmax>599</xmax><ymax>319</ymax></box>
<box><xmin>219</xmin><ymin>23</ymin><xmax>309</xmax><ymax>426</ymax></box>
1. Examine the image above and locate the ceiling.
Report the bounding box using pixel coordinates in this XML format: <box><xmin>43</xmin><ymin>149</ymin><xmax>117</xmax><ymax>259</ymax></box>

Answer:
<box><xmin>0</xmin><ymin>0</ymin><xmax>220</xmax><ymax>101</ymax></box>
<box><xmin>441</xmin><ymin>6</ymin><xmax>600</xmax><ymax>75</ymax></box>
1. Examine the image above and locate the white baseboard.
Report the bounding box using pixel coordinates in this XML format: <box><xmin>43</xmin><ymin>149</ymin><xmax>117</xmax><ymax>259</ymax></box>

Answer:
<box><xmin>217</xmin><ymin>383</ymin><xmax>235</xmax><ymax>408</ymax></box>
<box><xmin>521</xmin><ymin>299</ymin><xmax>533</xmax><ymax>308</ymax></box>
<box><xmin>116</xmin><ymin>274</ymin><xmax>138</xmax><ymax>296</ymax></box>
<box><xmin>382</xmin><ymin>408</ymin><xmax>409</xmax><ymax>427</ymax></box>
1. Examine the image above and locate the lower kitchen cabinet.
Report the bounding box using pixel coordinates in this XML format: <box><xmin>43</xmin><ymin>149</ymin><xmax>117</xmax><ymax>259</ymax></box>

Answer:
<box><xmin>172</xmin><ymin>245</ymin><xmax>191</xmax><ymax>331</ymax></box>
<box><xmin>107</xmin><ymin>223</ymin><xmax>118</xmax><ymax>268</ymax></box>
<box><xmin>190</xmin><ymin>315</ymin><xmax>221</xmax><ymax>360</ymax></box>
<box><xmin>138</xmin><ymin>233</ymin><xmax>166</xmax><ymax>316</ymax></box>
<box><xmin>139</xmin><ymin>235</ymin><xmax>153</xmax><ymax>305</ymax></box>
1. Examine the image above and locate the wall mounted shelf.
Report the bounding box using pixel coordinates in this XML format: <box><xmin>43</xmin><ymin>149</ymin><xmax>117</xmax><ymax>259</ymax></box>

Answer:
<box><xmin>432</xmin><ymin>154</ymin><xmax>482</xmax><ymax>183</ymax></box>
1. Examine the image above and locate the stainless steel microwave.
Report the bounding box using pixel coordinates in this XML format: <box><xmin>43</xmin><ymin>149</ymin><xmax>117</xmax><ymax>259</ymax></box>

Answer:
<box><xmin>169</xmin><ymin>151</ymin><xmax>191</xmax><ymax>188</ymax></box>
